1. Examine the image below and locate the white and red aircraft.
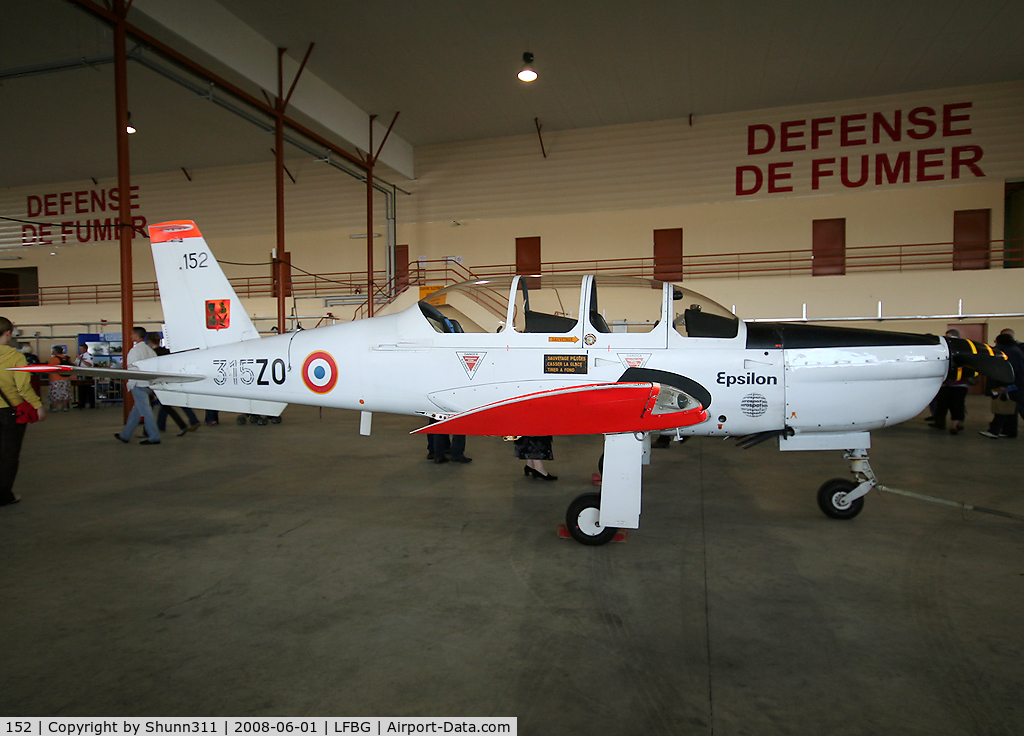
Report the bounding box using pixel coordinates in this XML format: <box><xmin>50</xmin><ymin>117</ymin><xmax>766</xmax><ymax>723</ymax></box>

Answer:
<box><xmin>17</xmin><ymin>220</ymin><xmax>1012</xmax><ymax>545</ymax></box>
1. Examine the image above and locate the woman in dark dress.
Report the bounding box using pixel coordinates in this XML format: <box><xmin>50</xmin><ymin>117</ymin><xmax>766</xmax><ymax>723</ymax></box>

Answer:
<box><xmin>515</xmin><ymin>435</ymin><xmax>557</xmax><ymax>480</ymax></box>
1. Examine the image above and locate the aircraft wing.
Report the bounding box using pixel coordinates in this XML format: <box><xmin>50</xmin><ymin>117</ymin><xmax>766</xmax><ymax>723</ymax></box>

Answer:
<box><xmin>413</xmin><ymin>382</ymin><xmax>708</xmax><ymax>436</ymax></box>
<box><xmin>7</xmin><ymin>365</ymin><xmax>205</xmax><ymax>384</ymax></box>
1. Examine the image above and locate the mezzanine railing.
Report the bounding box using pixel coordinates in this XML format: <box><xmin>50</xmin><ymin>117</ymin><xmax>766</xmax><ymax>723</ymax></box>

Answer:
<box><xmin>3</xmin><ymin>238</ymin><xmax>1020</xmax><ymax>311</ymax></box>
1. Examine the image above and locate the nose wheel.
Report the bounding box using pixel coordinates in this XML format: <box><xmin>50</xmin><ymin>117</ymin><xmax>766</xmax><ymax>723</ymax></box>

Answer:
<box><xmin>817</xmin><ymin>478</ymin><xmax>865</xmax><ymax>519</ymax></box>
<box><xmin>817</xmin><ymin>448</ymin><xmax>876</xmax><ymax>520</ymax></box>
<box><xmin>566</xmin><ymin>492</ymin><xmax>618</xmax><ymax>546</ymax></box>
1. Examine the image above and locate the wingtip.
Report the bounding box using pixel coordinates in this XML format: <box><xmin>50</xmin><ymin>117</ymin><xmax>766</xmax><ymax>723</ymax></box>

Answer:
<box><xmin>7</xmin><ymin>365</ymin><xmax>71</xmax><ymax>373</ymax></box>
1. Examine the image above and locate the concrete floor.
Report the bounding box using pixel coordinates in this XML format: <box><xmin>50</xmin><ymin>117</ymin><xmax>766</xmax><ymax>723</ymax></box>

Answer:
<box><xmin>1</xmin><ymin>397</ymin><xmax>1022</xmax><ymax>734</ymax></box>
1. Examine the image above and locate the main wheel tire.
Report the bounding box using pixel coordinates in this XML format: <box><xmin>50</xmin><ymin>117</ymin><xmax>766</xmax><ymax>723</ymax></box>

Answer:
<box><xmin>817</xmin><ymin>478</ymin><xmax>865</xmax><ymax>520</ymax></box>
<box><xmin>566</xmin><ymin>492</ymin><xmax>618</xmax><ymax>546</ymax></box>
<box><xmin>235</xmin><ymin>415</ymin><xmax>247</xmax><ymax>425</ymax></box>
<box><xmin>270</xmin><ymin>416</ymin><xmax>282</xmax><ymax>424</ymax></box>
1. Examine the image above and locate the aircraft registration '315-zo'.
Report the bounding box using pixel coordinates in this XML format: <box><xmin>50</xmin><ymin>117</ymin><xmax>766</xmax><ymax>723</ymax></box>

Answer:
<box><xmin>16</xmin><ymin>220</ymin><xmax>1013</xmax><ymax>545</ymax></box>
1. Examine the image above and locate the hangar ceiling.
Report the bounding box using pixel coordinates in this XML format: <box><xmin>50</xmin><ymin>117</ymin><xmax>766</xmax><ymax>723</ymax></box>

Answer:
<box><xmin>1</xmin><ymin>0</ymin><xmax>1022</xmax><ymax>189</ymax></box>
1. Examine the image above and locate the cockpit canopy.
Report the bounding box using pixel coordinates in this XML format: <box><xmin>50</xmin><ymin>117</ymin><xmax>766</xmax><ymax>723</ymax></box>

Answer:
<box><xmin>418</xmin><ymin>275</ymin><xmax>739</xmax><ymax>339</ymax></box>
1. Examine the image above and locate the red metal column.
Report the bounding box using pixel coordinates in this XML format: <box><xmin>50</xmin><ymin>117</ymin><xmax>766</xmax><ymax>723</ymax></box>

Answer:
<box><xmin>366</xmin><ymin>116</ymin><xmax>375</xmax><ymax>316</ymax></box>
<box><xmin>275</xmin><ymin>48</ymin><xmax>287</xmax><ymax>335</ymax></box>
<box><xmin>362</xmin><ymin>113</ymin><xmax>399</xmax><ymax>318</ymax></box>
<box><xmin>113</xmin><ymin>0</ymin><xmax>133</xmax><ymax>420</ymax></box>
<box><xmin>270</xmin><ymin>44</ymin><xmax>314</xmax><ymax>334</ymax></box>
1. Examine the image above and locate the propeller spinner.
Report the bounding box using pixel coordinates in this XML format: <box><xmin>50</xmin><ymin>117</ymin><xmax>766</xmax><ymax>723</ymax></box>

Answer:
<box><xmin>945</xmin><ymin>336</ymin><xmax>1014</xmax><ymax>384</ymax></box>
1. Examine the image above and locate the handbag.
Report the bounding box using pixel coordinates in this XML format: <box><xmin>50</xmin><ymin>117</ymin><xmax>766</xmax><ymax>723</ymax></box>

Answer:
<box><xmin>0</xmin><ymin>384</ymin><xmax>39</xmax><ymax>424</ymax></box>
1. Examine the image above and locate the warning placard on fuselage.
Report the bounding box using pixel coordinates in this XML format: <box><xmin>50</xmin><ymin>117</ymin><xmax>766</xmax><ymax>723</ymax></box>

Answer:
<box><xmin>544</xmin><ymin>354</ymin><xmax>588</xmax><ymax>374</ymax></box>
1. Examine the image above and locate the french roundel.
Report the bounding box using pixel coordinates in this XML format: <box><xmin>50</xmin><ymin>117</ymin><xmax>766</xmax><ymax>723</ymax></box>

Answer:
<box><xmin>301</xmin><ymin>351</ymin><xmax>338</xmax><ymax>394</ymax></box>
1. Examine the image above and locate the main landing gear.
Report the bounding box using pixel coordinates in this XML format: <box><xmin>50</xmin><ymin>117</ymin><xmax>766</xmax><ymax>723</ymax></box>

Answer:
<box><xmin>565</xmin><ymin>433</ymin><xmax>644</xmax><ymax>545</ymax></box>
<box><xmin>817</xmin><ymin>448</ymin><xmax>877</xmax><ymax>520</ymax></box>
<box><xmin>566</xmin><ymin>492</ymin><xmax>618</xmax><ymax>546</ymax></box>
<box><xmin>565</xmin><ymin>438</ymin><xmax>620</xmax><ymax>545</ymax></box>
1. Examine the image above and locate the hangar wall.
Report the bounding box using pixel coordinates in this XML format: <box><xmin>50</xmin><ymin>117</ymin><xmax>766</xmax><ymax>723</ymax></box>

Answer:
<box><xmin>1</xmin><ymin>80</ymin><xmax>1022</xmax><ymax>339</ymax></box>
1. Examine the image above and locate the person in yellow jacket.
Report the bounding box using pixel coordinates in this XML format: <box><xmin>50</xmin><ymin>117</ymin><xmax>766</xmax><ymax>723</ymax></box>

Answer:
<box><xmin>0</xmin><ymin>316</ymin><xmax>46</xmax><ymax>506</ymax></box>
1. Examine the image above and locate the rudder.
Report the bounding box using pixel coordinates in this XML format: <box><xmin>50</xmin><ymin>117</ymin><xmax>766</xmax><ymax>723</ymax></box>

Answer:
<box><xmin>149</xmin><ymin>220</ymin><xmax>261</xmax><ymax>351</ymax></box>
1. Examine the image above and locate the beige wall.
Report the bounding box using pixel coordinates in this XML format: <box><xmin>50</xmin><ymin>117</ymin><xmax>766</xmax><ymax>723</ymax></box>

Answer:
<box><xmin>2</xmin><ymin>80</ymin><xmax>1023</xmax><ymax>353</ymax></box>
<box><xmin>399</xmin><ymin>180</ymin><xmax>1007</xmax><ymax>264</ymax></box>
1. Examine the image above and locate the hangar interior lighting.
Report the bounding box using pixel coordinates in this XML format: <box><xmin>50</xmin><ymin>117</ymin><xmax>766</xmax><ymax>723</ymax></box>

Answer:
<box><xmin>518</xmin><ymin>52</ymin><xmax>537</xmax><ymax>82</ymax></box>
<box><xmin>126</xmin><ymin>112</ymin><xmax>136</xmax><ymax>135</ymax></box>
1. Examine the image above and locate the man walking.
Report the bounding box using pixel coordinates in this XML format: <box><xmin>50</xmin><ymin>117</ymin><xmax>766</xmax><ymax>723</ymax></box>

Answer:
<box><xmin>74</xmin><ymin>342</ymin><xmax>95</xmax><ymax>409</ymax></box>
<box><xmin>145</xmin><ymin>332</ymin><xmax>201</xmax><ymax>436</ymax></box>
<box><xmin>114</xmin><ymin>326</ymin><xmax>161</xmax><ymax>445</ymax></box>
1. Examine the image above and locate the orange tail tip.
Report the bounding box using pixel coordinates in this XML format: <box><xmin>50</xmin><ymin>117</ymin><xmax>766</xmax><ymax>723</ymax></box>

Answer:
<box><xmin>148</xmin><ymin>220</ymin><xmax>202</xmax><ymax>243</ymax></box>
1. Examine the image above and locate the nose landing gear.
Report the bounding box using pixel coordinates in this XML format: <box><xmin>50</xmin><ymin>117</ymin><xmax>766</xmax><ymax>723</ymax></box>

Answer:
<box><xmin>817</xmin><ymin>448</ymin><xmax>876</xmax><ymax>519</ymax></box>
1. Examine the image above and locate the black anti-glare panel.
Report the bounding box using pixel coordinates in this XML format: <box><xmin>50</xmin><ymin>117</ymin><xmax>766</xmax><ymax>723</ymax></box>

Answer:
<box><xmin>745</xmin><ymin>322</ymin><xmax>940</xmax><ymax>350</ymax></box>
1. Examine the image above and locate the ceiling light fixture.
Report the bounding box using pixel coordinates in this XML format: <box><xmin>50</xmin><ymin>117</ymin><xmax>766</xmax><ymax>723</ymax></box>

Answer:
<box><xmin>518</xmin><ymin>52</ymin><xmax>537</xmax><ymax>83</ymax></box>
<box><xmin>126</xmin><ymin>111</ymin><xmax>136</xmax><ymax>135</ymax></box>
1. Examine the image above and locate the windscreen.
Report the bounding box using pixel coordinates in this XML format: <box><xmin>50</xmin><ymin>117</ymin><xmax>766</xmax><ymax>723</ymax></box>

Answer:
<box><xmin>671</xmin><ymin>286</ymin><xmax>739</xmax><ymax>338</ymax></box>
<box><xmin>418</xmin><ymin>278</ymin><xmax>512</xmax><ymax>333</ymax></box>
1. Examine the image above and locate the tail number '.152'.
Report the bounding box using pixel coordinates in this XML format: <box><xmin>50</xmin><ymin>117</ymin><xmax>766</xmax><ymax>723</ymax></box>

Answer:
<box><xmin>214</xmin><ymin>358</ymin><xmax>286</xmax><ymax>386</ymax></box>
<box><xmin>183</xmin><ymin>252</ymin><xmax>208</xmax><ymax>269</ymax></box>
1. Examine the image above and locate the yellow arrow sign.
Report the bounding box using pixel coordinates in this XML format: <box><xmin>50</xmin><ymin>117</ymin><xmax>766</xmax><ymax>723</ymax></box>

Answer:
<box><xmin>548</xmin><ymin>336</ymin><xmax>579</xmax><ymax>343</ymax></box>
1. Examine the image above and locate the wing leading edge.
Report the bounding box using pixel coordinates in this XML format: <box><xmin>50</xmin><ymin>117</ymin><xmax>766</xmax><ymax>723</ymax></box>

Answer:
<box><xmin>7</xmin><ymin>365</ymin><xmax>204</xmax><ymax>384</ymax></box>
<box><xmin>413</xmin><ymin>382</ymin><xmax>708</xmax><ymax>436</ymax></box>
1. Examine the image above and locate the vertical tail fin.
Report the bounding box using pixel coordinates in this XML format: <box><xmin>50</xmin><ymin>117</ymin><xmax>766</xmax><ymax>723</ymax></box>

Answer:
<box><xmin>149</xmin><ymin>220</ymin><xmax>261</xmax><ymax>352</ymax></box>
